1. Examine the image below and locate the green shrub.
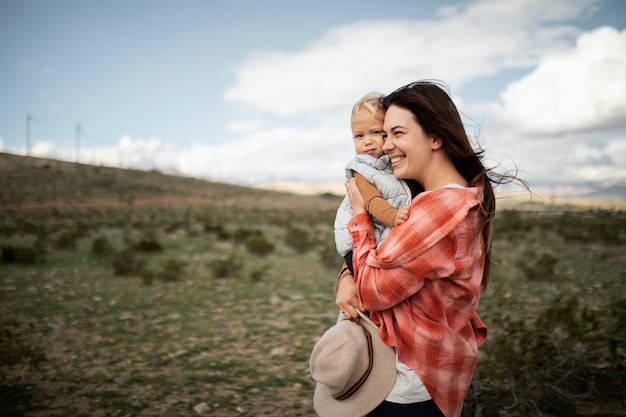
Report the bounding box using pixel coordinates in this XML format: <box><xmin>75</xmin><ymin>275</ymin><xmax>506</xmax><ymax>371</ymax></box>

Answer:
<box><xmin>285</xmin><ymin>227</ymin><xmax>312</xmax><ymax>253</ymax></box>
<box><xmin>209</xmin><ymin>254</ymin><xmax>243</xmax><ymax>279</ymax></box>
<box><xmin>0</xmin><ymin>245</ymin><xmax>42</xmax><ymax>264</ymax></box>
<box><xmin>111</xmin><ymin>252</ymin><xmax>146</xmax><ymax>276</ymax></box>
<box><xmin>493</xmin><ymin>209</ymin><xmax>534</xmax><ymax>239</ymax></box>
<box><xmin>202</xmin><ymin>220</ymin><xmax>230</xmax><ymax>240</ymax></box>
<box><xmin>556</xmin><ymin>211</ymin><xmax>625</xmax><ymax>244</ymax></box>
<box><xmin>202</xmin><ymin>220</ymin><xmax>224</xmax><ymax>234</ymax></box>
<box><xmin>133</xmin><ymin>237</ymin><xmax>162</xmax><ymax>253</ymax></box>
<box><xmin>233</xmin><ymin>227</ymin><xmax>262</xmax><ymax>245</ymax></box>
<box><xmin>0</xmin><ymin>325</ymin><xmax>46</xmax><ymax>369</ymax></box>
<box><xmin>140</xmin><ymin>270</ymin><xmax>155</xmax><ymax>286</ymax></box>
<box><xmin>250</xmin><ymin>265</ymin><xmax>270</xmax><ymax>281</ymax></box>
<box><xmin>319</xmin><ymin>243</ymin><xmax>344</xmax><ymax>270</ymax></box>
<box><xmin>158</xmin><ymin>258</ymin><xmax>187</xmax><ymax>282</ymax></box>
<box><xmin>245</xmin><ymin>236</ymin><xmax>275</xmax><ymax>256</ymax></box>
<box><xmin>464</xmin><ymin>295</ymin><xmax>626</xmax><ymax>416</ymax></box>
<box><xmin>91</xmin><ymin>236</ymin><xmax>114</xmax><ymax>257</ymax></box>
<box><xmin>54</xmin><ymin>230</ymin><xmax>80</xmax><ymax>250</ymax></box>
<box><xmin>605</xmin><ymin>298</ymin><xmax>626</xmax><ymax>352</ymax></box>
<box><xmin>516</xmin><ymin>250</ymin><xmax>558</xmax><ymax>281</ymax></box>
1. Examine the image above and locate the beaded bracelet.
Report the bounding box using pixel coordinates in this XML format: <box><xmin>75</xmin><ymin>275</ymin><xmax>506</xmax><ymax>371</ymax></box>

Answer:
<box><xmin>333</xmin><ymin>266</ymin><xmax>353</xmax><ymax>294</ymax></box>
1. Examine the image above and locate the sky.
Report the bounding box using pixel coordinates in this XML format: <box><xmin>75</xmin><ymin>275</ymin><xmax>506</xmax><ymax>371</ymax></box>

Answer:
<box><xmin>1</xmin><ymin>0</ymin><xmax>625</xmax><ymax>196</ymax></box>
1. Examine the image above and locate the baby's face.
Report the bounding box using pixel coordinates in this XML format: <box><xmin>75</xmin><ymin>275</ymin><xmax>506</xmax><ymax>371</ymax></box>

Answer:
<box><xmin>351</xmin><ymin>109</ymin><xmax>385</xmax><ymax>159</ymax></box>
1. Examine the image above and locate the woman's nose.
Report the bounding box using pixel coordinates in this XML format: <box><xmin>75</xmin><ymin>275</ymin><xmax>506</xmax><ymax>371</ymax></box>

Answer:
<box><xmin>383</xmin><ymin>138</ymin><xmax>393</xmax><ymax>153</ymax></box>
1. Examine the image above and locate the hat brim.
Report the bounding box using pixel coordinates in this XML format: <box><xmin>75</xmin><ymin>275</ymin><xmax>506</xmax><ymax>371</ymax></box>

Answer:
<box><xmin>312</xmin><ymin>312</ymin><xmax>397</xmax><ymax>417</ymax></box>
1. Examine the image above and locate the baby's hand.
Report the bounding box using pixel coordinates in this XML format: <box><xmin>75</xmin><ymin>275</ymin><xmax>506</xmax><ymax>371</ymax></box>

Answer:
<box><xmin>394</xmin><ymin>206</ymin><xmax>410</xmax><ymax>226</ymax></box>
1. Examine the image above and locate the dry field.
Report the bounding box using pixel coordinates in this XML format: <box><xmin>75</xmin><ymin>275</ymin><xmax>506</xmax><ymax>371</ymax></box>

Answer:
<box><xmin>1</xmin><ymin>153</ymin><xmax>625</xmax><ymax>416</ymax></box>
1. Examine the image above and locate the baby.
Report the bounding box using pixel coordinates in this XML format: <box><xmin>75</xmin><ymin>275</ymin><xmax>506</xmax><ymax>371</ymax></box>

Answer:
<box><xmin>334</xmin><ymin>92</ymin><xmax>414</xmax><ymax>274</ymax></box>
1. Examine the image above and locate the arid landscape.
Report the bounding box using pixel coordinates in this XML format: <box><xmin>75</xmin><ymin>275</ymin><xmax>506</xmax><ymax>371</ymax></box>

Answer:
<box><xmin>1</xmin><ymin>152</ymin><xmax>624</xmax><ymax>416</ymax></box>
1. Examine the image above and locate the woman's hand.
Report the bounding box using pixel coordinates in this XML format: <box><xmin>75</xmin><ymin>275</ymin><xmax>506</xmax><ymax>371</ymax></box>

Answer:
<box><xmin>346</xmin><ymin>177</ymin><xmax>366</xmax><ymax>215</ymax></box>
<box><xmin>335</xmin><ymin>273</ymin><xmax>360</xmax><ymax>320</ymax></box>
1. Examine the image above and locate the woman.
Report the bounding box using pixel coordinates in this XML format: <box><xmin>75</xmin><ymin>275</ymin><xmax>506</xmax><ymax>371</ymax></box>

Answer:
<box><xmin>335</xmin><ymin>80</ymin><xmax>512</xmax><ymax>417</ymax></box>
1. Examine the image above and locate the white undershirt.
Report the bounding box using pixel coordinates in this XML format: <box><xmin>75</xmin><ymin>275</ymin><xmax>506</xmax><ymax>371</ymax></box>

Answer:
<box><xmin>385</xmin><ymin>351</ymin><xmax>432</xmax><ymax>403</ymax></box>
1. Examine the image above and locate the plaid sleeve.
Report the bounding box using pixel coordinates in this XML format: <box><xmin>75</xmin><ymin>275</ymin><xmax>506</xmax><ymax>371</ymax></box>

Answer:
<box><xmin>350</xmin><ymin>187</ymin><xmax>480</xmax><ymax>311</ymax></box>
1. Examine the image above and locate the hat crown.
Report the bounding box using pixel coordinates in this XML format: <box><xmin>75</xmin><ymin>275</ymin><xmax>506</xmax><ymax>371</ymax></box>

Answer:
<box><xmin>310</xmin><ymin>311</ymin><xmax>398</xmax><ymax>417</ymax></box>
<box><xmin>310</xmin><ymin>321</ymin><xmax>371</xmax><ymax>396</ymax></box>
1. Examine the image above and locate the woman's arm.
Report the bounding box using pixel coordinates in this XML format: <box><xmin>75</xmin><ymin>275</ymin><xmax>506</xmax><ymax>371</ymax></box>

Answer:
<box><xmin>346</xmin><ymin>177</ymin><xmax>432</xmax><ymax>310</ymax></box>
<box><xmin>347</xmin><ymin>185</ymin><xmax>482</xmax><ymax>311</ymax></box>
<box><xmin>334</xmin><ymin>268</ymin><xmax>360</xmax><ymax>319</ymax></box>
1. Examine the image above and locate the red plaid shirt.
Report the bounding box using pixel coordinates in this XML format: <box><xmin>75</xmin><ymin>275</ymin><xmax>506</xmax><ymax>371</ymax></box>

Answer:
<box><xmin>349</xmin><ymin>185</ymin><xmax>488</xmax><ymax>417</ymax></box>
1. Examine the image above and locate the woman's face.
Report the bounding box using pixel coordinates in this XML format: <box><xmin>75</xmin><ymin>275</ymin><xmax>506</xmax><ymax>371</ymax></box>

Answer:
<box><xmin>382</xmin><ymin>105</ymin><xmax>439</xmax><ymax>183</ymax></box>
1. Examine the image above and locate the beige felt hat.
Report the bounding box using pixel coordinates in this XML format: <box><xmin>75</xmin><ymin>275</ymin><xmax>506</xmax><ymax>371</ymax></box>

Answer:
<box><xmin>309</xmin><ymin>310</ymin><xmax>397</xmax><ymax>417</ymax></box>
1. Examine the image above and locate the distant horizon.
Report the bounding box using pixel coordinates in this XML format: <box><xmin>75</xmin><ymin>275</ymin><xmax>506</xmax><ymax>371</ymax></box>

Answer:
<box><xmin>3</xmin><ymin>150</ymin><xmax>625</xmax><ymax>208</ymax></box>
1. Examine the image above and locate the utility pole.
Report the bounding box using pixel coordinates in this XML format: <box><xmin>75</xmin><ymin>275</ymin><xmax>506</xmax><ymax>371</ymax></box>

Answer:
<box><xmin>26</xmin><ymin>113</ymin><xmax>32</xmax><ymax>155</ymax></box>
<box><xmin>75</xmin><ymin>123</ymin><xmax>81</xmax><ymax>163</ymax></box>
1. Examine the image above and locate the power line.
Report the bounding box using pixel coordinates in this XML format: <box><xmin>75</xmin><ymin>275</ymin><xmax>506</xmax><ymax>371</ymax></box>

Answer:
<box><xmin>75</xmin><ymin>123</ymin><xmax>81</xmax><ymax>162</ymax></box>
<box><xmin>26</xmin><ymin>113</ymin><xmax>32</xmax><ymax>155</ymax></box>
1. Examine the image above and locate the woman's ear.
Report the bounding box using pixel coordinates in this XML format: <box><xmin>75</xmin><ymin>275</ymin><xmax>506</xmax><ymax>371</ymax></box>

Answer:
<box><xmin>431</xmin><ymin>135</ymin><xmax>443</xmax><ymax>150</ymax></box>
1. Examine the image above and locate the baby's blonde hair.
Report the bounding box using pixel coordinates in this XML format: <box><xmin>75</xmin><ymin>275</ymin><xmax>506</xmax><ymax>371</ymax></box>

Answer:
<box><xmin>351</xmin><ymin>92</ymin><xmax>385</xmax><ymax>122</ymax></box>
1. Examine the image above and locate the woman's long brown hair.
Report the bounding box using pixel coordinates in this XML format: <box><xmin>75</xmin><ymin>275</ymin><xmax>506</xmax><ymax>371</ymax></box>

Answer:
<box><xmin>383</xmin><ymin>80</ymin><xmax>525</xmax><ymax>291</ymax></box>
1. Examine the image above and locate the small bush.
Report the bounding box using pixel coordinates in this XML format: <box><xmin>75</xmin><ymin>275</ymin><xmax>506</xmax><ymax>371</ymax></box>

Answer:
<box><xmin>91</xmin><ymin>236</ymin><xmax>114</xmax><ymax>257</ymax></box>
<box><xmin>0</xmin><ymin>245</ymin><xmax>42</xmax><ymax>264</ymax></box>
<box><xmin>250</xmin><ymin>265</ymin><xmax>270</xmax><ymax>281</ymax></box>
<box><xmin>233</xmin><ymin>227</ymin><xmax>262</xmax><ymax>245</ymax></box>
<box><xmin>203</xmin><ymin>220</ymin><xmax>226</xmax><ymax>235</ymax></box>
<box><xmin>493</xmin><ymin>209</ymin><xmax>534</xmax><ymax>238</ymax></box>
<box><xmin>285</xmin><ymin>227</ymin><xmax>312</xmax><ymax>253</ymax></box>
<box><xmin>0</xmin><ymin>325</ymin><xmax>46</xmax><ymax>369</ymax></box>
<box><xmin>203</xmin><ymin>221</ymin><xmax>231</xmax><ymax>240</ymax></box>
<box><xmin>319</xmin><ymin>243</ymin><xmax>344</xmax><ymax>270</ymax></box>
<box><xmin>133</xmin><ymin>237</ymin><xmax>162</xmax><ymax>253</ymax></box>
<box><xmin>465</xmin><ymin>295</ymin><xmax>626</xmax><ymax>416</ymax></box>
<box><xmin>209</xmin><ymin>254</ymin><xmax>243</xmax><ymax>279</ymax></box>
<box><xmin>516</xmin><ymin>250</ymin><xmax>558</xmax><ymax>281</ymax></box>
<box><xmin>54</xmin><ymin>230</ymin><xmax>80</xmax><ymax>250</ymax></box>
<box><xmin>246</xmin><ymin>236</ymin><xmax>275</xmax><ymax>256</ymax></box>
<box><xmin>140</xmin><ymin>270</ymin><xmax>155</xmax><ymax>286</ymax></box>
<box><xmin>556</xmin><ymin>211</ymin><xmax>625</xmax><ymax>244</ymax></box>
<box><xmin>158</xmin><ymin>258</ymin><xmax>187</xmax><ymax>282</ymax></box>
<box><xmin>111</xmin><ymin>252</ymin><xmax>145</xmax><ymax>276</ymax></box>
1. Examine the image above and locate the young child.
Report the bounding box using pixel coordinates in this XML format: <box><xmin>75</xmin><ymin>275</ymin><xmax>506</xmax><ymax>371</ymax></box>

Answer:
<box><xmin>334</xmin><ymin>92</ymin><xmax>415</xmax><ymax>275</ymax></box>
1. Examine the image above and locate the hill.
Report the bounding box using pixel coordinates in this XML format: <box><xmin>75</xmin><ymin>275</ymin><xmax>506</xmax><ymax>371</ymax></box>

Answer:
<box><xmin>0</xmin><ymin>152</ymin><xmax>341</xmax><ymax>212</ymax></box>
<box><xmin>581</xmin><ymin>184</ymin><xmax>626</xmax><ymax>200</ymax></box>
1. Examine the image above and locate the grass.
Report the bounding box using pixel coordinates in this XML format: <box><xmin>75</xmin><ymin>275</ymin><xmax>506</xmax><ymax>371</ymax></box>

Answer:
<box><xmin>1</xmin><ymin>203</ymin><xmax>625</xmax><ymax>416</ymax></box>
<box><xmin>1</xmin><ymin>207</ymin><xmax>338</xmax><ymax>416</ymax></box>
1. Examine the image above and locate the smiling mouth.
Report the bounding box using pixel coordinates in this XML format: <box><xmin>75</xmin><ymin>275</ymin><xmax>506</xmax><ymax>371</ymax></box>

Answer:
<box><xmin>390</xmin><ymin>156</ymin><xmax>405</xmax><ymax>164</ymax></box>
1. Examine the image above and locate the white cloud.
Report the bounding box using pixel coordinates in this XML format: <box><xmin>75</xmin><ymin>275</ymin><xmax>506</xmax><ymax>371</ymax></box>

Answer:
<box><xmin>224</xmin><ymin>0</ymin><xmax>596</xmax><ymax>117</ymax></box>
<box><xmin>32</xmin><ymin>141</ymin><xmax>57</xmax><ymax>156</ymax></box>
<box><xmin>226</xmin><ymin>119</ymin><xmax>266</xmax><ymax>133</ymax></box>
<box><xmin>496</xmin><ymin>26</ymin><xmax>626</xmax><ymax>134</ymax></box>
<box><xmin>466</xmin><ymin>24</ymin><xmax>626</xmax><ymax>189</ymax></box>
<box><xmin>476</xmin><ymin>121</ymin><xmax>626</xmax><ymax>189</ymax></box>
<box><xmin>36</xmin><ymin>127</ymin><xmax>355</xmax><ymax>186</ymax></box>
<box><xmin>564</xmin><ymin>139</ymin><xmax>626</xmax><ymax>182</ymax></box>
<box><xmin>220</xmin><ymin>0</ymin><xmax>623</xmax><ymax>190</ymax></box>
